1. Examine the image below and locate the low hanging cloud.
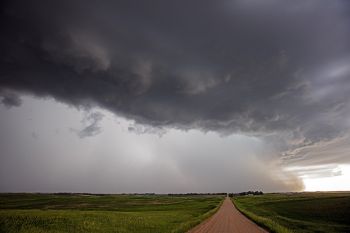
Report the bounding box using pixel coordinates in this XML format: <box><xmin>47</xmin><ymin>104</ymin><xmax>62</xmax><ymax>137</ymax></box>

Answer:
<box><xmin>1</xmin><ymin>0</ymin><xmax>350</xmax><ymax>169</ymax></box>
<box><xmin>71</xmin><ymin>111</ymin><xmax>104</xmax><ymax>138</ymax></box>
<box><xmin>0</xmin><ymin>89</ymin><xmax>22</xmax><ymax>108</ymax></box>
<box><xmin>286</xmin><ymin>164</ymin><xmax>342</xmax><ymax>179</ymax></box>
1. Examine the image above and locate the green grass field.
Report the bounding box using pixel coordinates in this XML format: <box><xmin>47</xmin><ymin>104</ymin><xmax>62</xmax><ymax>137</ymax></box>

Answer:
<box><xmin>232</xmin><ymin>192</ymin><xmax>350</xmax><ymax>233</ymax></box>
<box><xmin>0</xmin><ymin>193</ymin><xmax>223</xmax><ymax>233</ymax></box>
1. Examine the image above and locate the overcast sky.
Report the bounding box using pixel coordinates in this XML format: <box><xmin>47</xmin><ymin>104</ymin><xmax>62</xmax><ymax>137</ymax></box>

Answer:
<box><xmin>1</xmin><ymin>0</ymin><xmax>350</xmax><ymax>193</ymax></box>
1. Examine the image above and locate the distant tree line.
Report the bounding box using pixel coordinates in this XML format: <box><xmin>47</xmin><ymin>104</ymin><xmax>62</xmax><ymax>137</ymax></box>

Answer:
<box><xmin>52</xmin><ymin>192</ymin><xmax>227</xmax><ymax>196</ymax></box>
<box><xmin>168</xmin><ymin>193</ymin><xmax>227</xmax><ymax>196</ymax></box>
<box><xmin>228</xmin><ymin>191</ymin><xmax>263</xmax><ymax>197</ymax></box>
<box><xmin>51</xmin><ymin>192</ymin><xmax>264</xmax><ymax>197</ymax></box>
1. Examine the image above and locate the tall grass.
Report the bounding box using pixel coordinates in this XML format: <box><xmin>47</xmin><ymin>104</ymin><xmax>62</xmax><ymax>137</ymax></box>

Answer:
<box><xmin>232</xmin><ymin>192</ymin><xmax>350</xmax><ymax>233</ymax></box>
<box><xmin>0</xmin><ymin>194</ymin><xmax>224</xmax><ymax>233</ymax></box>
<box><xmin>233</xmin><ymin>201</ymin><xmax>293</xmax><ymax>233</ymax></box>
<box><xmin>172</xmin><ymin>198</ymin><xmax>224</xmax><ymax>233</ymax></box>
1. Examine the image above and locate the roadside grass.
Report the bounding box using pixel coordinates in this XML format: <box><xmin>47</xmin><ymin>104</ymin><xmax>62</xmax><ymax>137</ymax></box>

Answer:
<box><xmin>232</xmin><ymin>192</ymin><xmax>350</xmax><ymax>233</ymax></box>
<box><xmin>0</xmin><ymin>193</ymin><xmax>223</xmax><ymax>233</ymax></box>
<box><xmin>173</xmin><ymin>198</ymin><xmax>224</xmax><ymax>233</ymax></box>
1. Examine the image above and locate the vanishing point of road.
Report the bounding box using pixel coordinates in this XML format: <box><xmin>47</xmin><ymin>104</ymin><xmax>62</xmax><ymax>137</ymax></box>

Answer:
<box><xmin>189</xmin><ymin>197</ymin><xmax>268</xmax><ymax>233</ymax></box>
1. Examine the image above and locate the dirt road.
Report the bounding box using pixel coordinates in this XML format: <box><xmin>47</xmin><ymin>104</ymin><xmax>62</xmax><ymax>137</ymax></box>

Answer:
<box><xmin>189</xmin><ymin>197</ymin><xmax>268</xmax><ymax>233</ymax></box>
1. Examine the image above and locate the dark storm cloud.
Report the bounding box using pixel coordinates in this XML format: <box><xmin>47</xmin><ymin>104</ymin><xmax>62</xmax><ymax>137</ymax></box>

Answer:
<box><xmin>0</xmin><ymin>89</ymin><xmax>22</xmax><ymax>108</ymax></box>
<box><xmin>1</xmin><ymin>0</ymin><xmax>350</xmax><ymax>160</ymax></box>
<box><xmin>71</xmin><ymin>111</ymin><xmax>104</xmax><ymax>138</ymax></box>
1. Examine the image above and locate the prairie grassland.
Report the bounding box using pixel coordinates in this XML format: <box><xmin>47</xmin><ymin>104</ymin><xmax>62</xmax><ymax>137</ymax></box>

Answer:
<box><xmin>0</xmin><ymin>193</ymin><xmax>223</xmax><ymax>233</ymax></box>
<box><xmin>232</xmin><ymin>192</ymin><xmax>350</xmax><ymax>233</ymax></box>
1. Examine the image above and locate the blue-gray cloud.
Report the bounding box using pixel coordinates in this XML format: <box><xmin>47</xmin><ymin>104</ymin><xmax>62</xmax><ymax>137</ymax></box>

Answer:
<box><xmin>71</xmin><ymin>112</ymin><xmax>104</xmax><ymax>138</ymax></box>
<box><xmin>0</xmin><ymin>90</ymin><xmax>22</xmax><ymax>108</ymax></box>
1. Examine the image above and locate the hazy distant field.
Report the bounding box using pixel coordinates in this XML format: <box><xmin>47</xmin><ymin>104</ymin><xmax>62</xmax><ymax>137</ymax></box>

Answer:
<box><xmin>0</xmin><ymin>193</ymin><xmax>223</xmax><ymax>233</ymax></box>
<box><xmin>233</xmin><ymin>192</ymin><xmax>350</xmax><ymax>233</ymax></box>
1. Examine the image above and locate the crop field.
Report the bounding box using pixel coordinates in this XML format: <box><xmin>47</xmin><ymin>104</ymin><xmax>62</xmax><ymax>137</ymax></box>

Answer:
<box><xmin>0</xmin><ymin>193</ymin><xmax>223</xmax><ymax>233</ymax></box>
<box><xmin>232</xmin><ymin>192</ymin><xmax>350</xmax><ymax>233</ymax></box>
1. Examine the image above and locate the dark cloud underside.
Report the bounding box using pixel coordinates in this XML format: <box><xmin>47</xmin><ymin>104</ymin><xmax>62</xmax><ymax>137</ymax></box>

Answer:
<box><xmin>1</xmin><ymin>0</ymin><xmax>350</xmax><ymax>162</ymax></box>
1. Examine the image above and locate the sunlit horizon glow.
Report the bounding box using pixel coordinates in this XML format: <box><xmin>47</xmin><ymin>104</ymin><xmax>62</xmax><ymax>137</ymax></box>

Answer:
<box><xmin>303</xmin><ymin>165</ymin><xmax>350</xmax><ymax>191</ymax></box>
